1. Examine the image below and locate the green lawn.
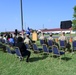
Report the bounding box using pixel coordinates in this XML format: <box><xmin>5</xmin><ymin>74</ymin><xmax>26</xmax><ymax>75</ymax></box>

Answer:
<box><xmin>0</xmin><ymin>40</ymin><xmax>76</xmax><ymax>75</ymax></box>
<box><xmin>0</xmin><ymin>33</ymin><xmax>76</xmax><ymax>75</ymax></box>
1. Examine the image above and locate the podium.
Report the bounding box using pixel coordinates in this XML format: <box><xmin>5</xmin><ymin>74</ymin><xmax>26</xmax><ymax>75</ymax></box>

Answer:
<box><xmin>32</xmin><ymin>31</ymin><xmax>38</xmax><ymax>42</ymax></box>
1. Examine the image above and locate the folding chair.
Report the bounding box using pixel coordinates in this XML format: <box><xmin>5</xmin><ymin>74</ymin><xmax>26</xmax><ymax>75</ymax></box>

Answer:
<box><xmin>1</xmin><ymin>39</ymin><xmax>5</xmax><ymax>43</ymax></box>
<box><xmin>48</xmin><ymin>40</ymin><xmax>53</xmax><ymax>48</ymax></box>
<box><xmin>15</xmin><ymin>47</ymin><xmax>26</xmax><ymax>61</ymax></box>
<box><xmin>52</xmin><ymin>45</ymin><xmax>65</xmax><ymax>61</ymax></box>
<box><xmin>42</xmin><ymin>44</ymin><xmax>52</xmax><ymax>54</ymax></box>
<box><xmin>25</xmin><ymin>44</ymin><xmax>30</xmax><ymax>50</ymax></box>
<box><xmin>15</xmin><ymin>47</ymin><xmax>23</xmax><ymax>60</ymax></box>
<box><xmin>48</xmin><ymin>40</ymin><xmax>53</xmax><ymax>46</ymax></box>
<box><xmin>72</xmin><ymin>41</ymin><xmax>76</xmax><ymax>51</ymax></box>
<box><xmin>0</xmin><ymin>39</ymin><xmax>2</xmax><ymax>42</ymax></box>
<box><xmin>6</xmin><ymin>40</ymin><xmax>10</xmax><ymax>45</ymax></box>
<box><xmin>59</xmin><ymin>40</ymin><xmax>66</xmax><ymax>51</ymax></box>
<box><xmin>15</xmin><ymin>47</ymin><xmax>22</xmax><ymax>56</ymax></box>
<box><xmin>6</xmin><ymin>46</ymin><xmax>15</xmax><ymax>54</ymax></box>
<box><xmin>40</xmin><ymin>40</ymin><xmax>45</xmax><ymax>45</ymax></box>
<box><xmin>33</xmin><ymin>43</ymin><xmax>42</xmax><ymax>52</ymax></box>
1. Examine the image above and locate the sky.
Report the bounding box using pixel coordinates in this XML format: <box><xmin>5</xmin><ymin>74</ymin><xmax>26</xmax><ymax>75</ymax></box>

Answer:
<box><xmin>0</xmin><ymin>0</ymin><xmax>76</xmax><ymax>32</ymax></box>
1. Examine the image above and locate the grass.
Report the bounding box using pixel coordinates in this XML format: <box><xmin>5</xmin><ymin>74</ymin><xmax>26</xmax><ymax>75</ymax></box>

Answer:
<box><xmin>0</xmin><ymin>50</ymin><xmax>76</xmax><ymax>75</ymax></box>
<box><xmin>0</xmin><ymin>41</ymin><xmax>76</xmax><ymax>75</ymax></box>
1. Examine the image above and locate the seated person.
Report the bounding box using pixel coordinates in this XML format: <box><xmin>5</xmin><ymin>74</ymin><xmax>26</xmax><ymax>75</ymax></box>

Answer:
<box><xmin>16</xmin><ymin>37</ymin><xmax>31</xmax><ymax>62</ymax></box>
<box><xmin>39</xmin><ymin>33</ymin><xmax>47</xmax><ymax>44</ymax></box>
<box><xmin>24</xmin><ymin>34</ymin><xmax>32</xmax><ymax>48</ymax></box>
<box><xmin>48</xmin><ymin>33</ymin><xmax>54</xmax><ymax>41</ymax></box>
<box><xmin>39</xmin><ymin>33</ymin><xmax>45</xmax><ymax>40</ymax></box>
<box><xmin>3</xmin><ymin>35</ymin><xmax>7</xmax><ymax>43</ymax></box>
<box><xmin>9</xmin><ymin>34</ymin><xmax>15</xmax><ymax>46</ymax></box>
<box><xmin>58</xmin><ymin>32</ymin><xmax>71</xmax><ymax>50</ymax></box>
<box><xmin>48</xmin><ymin>33</ymin><xmax>59</xmax><ymax>48</ymax></box>
<box><xmin>58</xmin><ymin>32</ymin><xmax>67</xmax><ymax>41</ymax></box>
<box><xmin>0</xmin><ymin>35</ymin><xmax>2</xmax><ymax>39</ymax></box>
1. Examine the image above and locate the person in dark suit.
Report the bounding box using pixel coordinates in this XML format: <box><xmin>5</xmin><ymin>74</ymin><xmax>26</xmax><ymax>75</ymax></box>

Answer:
<box><xmin>16</xmin><ymin>37</ymin><xmax>31</xmax><ymax>62</ymax></box>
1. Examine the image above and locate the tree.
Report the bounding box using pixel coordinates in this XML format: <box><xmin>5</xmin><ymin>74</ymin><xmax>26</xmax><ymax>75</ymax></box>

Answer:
<box><xmin>72</xmin><ymin>6</ymin><xmax>76</xmax><ymax>31</ymax></box>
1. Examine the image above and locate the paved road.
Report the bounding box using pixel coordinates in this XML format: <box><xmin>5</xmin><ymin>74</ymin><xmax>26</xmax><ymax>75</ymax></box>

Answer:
<box><xmin>45</xmin><ymin>35</ymin><xmax>75</xmax><ymax>39</ymax></box>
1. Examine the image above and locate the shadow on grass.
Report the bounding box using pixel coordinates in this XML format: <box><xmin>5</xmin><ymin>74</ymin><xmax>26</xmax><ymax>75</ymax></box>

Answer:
<box><xmin>67</xmin><ymin>49</ymin><xmax>73</xmax><ymax>53</ymax></box>
<box><xmin>29</xmin><ymin>55</ymin><xmax>48</xmax><ymax>62</ymax></box>
<box><xmin>38</xmin><ymin>48</ymin><xmax>43</xmax><ymax>51</ymax></box>
<box><xmin>52</xmin><ymin>56</ymin><xmax>72</xmax><ymax>61</ymax></box>
<box><xmin>61</xmin><ymin>57</ymin><xmax>72</xmax><ymax>61</ymax></box>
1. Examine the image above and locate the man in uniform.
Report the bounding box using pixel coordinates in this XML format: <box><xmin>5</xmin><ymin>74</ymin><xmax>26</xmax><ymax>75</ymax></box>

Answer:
<box><xmin>58</xmin><ymin>32</ymin><xmax>67</xmax><ymax>41</ymax></box>
<box><xmin>48</xmin><ymin>33</ymin><xmax>59</xmax><ymax>48</ymax></box>
<box><xmin>39</xmin><ymin>33</ymin><xmax>47</xmax><ymax>44</ymax></box>
<box><xmin>58</xmin><ymin>32</ymin><xmax>71</xmax><ymax>50</ymax></box>
<box><xmin>24</xmin><ymin>34</ymin><xmax>32</xmax><ymax>48</ymax></box>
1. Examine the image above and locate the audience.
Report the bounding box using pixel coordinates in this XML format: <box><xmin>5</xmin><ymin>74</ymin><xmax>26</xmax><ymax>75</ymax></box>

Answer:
<box><xmin>0</xmin><ymin>31</ymin><xmax>75</xmax><ymax>62</ymax></box>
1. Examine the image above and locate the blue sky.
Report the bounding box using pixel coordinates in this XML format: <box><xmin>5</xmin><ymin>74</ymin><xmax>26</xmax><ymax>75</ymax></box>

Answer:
<box><xmin>0</xmin><ymin>0</ymin><xmax>76</xmax><ymax>32</ymax></box>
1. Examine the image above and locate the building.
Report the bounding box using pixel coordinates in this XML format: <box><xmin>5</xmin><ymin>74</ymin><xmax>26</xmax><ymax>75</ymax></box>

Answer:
<box><xmin>40</xmin><ymin>28</ymin><xmax>75</xmax><ymax>34</ymax></box>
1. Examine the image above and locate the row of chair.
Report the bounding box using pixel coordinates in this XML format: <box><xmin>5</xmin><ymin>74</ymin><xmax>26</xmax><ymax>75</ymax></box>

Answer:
<box><xmin>40</xmin><ymin>39</ymin><xmax>66</xmax><ymax>48</ymax></box>
<box><xmin>5</xmin><ymin>43</ymin><xmax>65</xmax><ymax>61</ymax></box>
<box><xmin>40</xmin><ymin>39</ymin><xmax>76</xmax><ymax>51</ymax></box>
<box><xmin>0</xmin><ymin>39</ymin><xmax>73</xmax><ymax>61</ymax></box>
<box><xmin>26</xmin><ymin>43</ymin><xmax>65</xmax><ymax>59</ymax></box>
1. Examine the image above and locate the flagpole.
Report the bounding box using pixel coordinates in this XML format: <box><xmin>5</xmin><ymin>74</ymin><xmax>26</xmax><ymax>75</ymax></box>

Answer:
<box><xmin>20</xmin><ymin>0</ymin><xmax>24</xmax><ymax>31</ymax></box>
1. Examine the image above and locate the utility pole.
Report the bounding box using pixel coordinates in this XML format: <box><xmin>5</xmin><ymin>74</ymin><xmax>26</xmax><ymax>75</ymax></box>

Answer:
<box><xmin>20</xmin><ymin>0</ymin><xmax>24</xmax><ymax>31</ymax></box>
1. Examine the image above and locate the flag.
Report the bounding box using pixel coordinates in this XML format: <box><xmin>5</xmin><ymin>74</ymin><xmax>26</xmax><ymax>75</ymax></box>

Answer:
<box><xmin>26</xmin><ymin>27</ymin><xmax>30</xmax><ymax>35</ymax></box>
